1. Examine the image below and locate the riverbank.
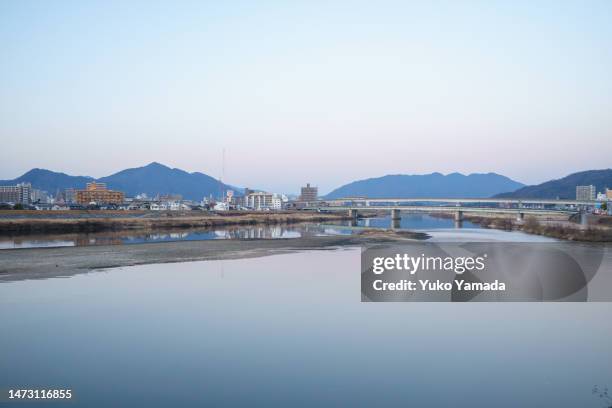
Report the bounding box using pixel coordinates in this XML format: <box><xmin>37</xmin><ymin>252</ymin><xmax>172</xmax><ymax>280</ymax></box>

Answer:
<box><xmin>0</xmin><ymin>210</ymin><xmax>352</xmax><ymax>235</ymax></box>
<box><xmin>465</xmin><ymin>214</ymin><xmax>612</xmax><ymax>242</ymax></box>
<box><xmin>0</xmin><ymin>231</ymin><xmax>424</xmax><ymax>282</ymax></box>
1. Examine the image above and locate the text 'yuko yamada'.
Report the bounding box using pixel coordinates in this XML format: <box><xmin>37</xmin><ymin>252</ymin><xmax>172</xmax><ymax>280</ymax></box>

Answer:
<box><xmin>372</xmin><ymin>278</ymin><xmax>506</xmax><ymax>292</ymax></box>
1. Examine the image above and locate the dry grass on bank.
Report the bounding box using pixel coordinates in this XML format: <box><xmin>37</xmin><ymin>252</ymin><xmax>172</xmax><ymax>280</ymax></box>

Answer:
<box><xmin>468</xmin><ymin>214</ymin><xmax>612</xmax><ymax>242</ymax></box>
<box><xmin>0</xmin><ymin>211</ymin><xmax>350</xmax><ymax>235</ymax></box>
<box><xmin>520</xmin><ymin>216</ymin><xmax>612</xmax><ymax>242</ymax></box>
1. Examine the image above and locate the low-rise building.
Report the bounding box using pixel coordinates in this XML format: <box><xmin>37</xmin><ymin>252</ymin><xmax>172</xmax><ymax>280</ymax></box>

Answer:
<box><xmin>34</xmin><ymin>203</ymin><xmax>53</xmax><ymax>211</ymax></box>
<box><xmin>245</xmin><ymin>191</ymin><xmax>274</xmax><ymax>210</ymax></box>
<box><xmin>269</xmin><ymin>196</ymin><xmax>282</xmax><ymax>210</ymax></box>
<box><xmin>214</xmin><ymin>201</ymin><xmax>229</xmax><ymax>211</ymax></box>
<box><xmin>75</xmin><ymin>182</ymin><xmax>124</xmax><ymax>205</ymax></box>
<box><xmin>159</xmin><ymin>194</ymin><xmax>182</xmax><ymax>201</ymax></box>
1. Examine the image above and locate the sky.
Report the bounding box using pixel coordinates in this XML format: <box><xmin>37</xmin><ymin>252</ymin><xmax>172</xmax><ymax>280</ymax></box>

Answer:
<box><xmin>1</xmin><ymin>0</ymin><xmax>611</xmax><ymax>194</ymax></box>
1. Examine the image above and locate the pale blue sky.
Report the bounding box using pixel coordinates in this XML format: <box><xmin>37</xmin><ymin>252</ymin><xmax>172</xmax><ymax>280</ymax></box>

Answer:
<box><xmin>1</xmin><ymin>0</ymin><xmax>611</xmax><ymax>193</ymax></box>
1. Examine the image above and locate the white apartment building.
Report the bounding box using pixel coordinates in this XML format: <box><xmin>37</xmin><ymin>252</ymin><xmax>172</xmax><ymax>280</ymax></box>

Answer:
<box><xmin>270</xmin><ymin>197</ymin><xmax>282</xmax><ymax>210</ymax></box>
<box><xmin>576</xmin><ymin>185</ymin><xmax>596</xmax><ymax>201</ymax></box>
<box><xmin>245</xmin><ymin>192</ymin><xmax>274</xmax><ymax>210</ymax></box>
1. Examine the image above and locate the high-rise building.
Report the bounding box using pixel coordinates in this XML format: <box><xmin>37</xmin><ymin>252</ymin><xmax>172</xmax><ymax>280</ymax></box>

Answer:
<box><xmin>299</xmin><ymin>183</ymin><xmax>318</xmax><ymax>202</ymax></box>
<box><xmin>576</xmin><ymin>185</ymin><xmax>596</xmax><ymax>201</ymax></box>
<box><xmin>607</xmin><ymin>188</ymin><xmax>612</xmax><ymax>200</ymax></box>
<box><xmin>0</xmin><ymin>183</ymin><xmax>32</xmax><ymax>204</ymax></box>
<box><xmin>75</xmin><ymin>182</ymin><xmax>124</xmax><ymax>205</ymax></box>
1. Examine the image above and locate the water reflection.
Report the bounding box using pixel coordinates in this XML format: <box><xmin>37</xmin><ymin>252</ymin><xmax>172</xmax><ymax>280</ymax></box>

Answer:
<box><xmin>0</xmin><ymin>223</ymin><xmax>338</xmax><ymax>249</ymax></box>
<box><xmin>0</xmin><ymin>214</ymin><xmax>554</xmax><ymax>250</ymax></box>
<box><xmin>0</xmin><ymin>249</ymin><xmax>610</xmax><ymax>407</ymax></box>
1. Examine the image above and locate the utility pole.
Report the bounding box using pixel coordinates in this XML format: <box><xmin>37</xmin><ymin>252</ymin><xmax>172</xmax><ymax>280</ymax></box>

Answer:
<box><xmin>218</xmin><ymin>148</ymin><xmax>226</xmax><ymax>201</ymax></box>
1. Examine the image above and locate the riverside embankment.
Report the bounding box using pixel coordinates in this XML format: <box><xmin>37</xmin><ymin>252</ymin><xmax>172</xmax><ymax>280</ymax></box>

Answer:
<box><xmin>418</xmin><ymin>211</ymin><xmax>612</xmax><ymax>242</ymax></box>
<box><xmin>0</xmin><ymin>210</ymin><xmax>352</xmax><ymax>235</ymax></box>
<box><xmin>464</xmin><ymin>213</ymin><xmax>612</xmax><ymax>242</ymax></box>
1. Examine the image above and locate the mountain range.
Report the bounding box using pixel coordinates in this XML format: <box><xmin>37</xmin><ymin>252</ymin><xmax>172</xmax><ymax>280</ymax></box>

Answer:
<box><xmin>324</xmin><ymin>172</ymin><xmax>525</xmax><ymax>199</ymax></box>
<box><xmin>494</xmin><ymin>169</ymin><xmax>612</xmax><ymax>199</ymax></box>
<box><xmin>3</xmin><ymin>164</ymin><xmax>610</xmax><ymax>201</ymax></box>
<box><xmin>0</xmin><ymin>162</ymin><xmax>237</xmax><ymax>201</ymax></box>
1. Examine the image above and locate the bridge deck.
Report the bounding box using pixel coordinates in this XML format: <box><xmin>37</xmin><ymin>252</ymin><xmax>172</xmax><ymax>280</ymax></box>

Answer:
<box><xmin>311</xmin><ymin>206</ymin><xmax>575</xmax><ymax>215</ymax></box>
<box><xmin>321</xmin><ymin>198</ymin><xmax>593</xmax><ymax>206</ymax></box>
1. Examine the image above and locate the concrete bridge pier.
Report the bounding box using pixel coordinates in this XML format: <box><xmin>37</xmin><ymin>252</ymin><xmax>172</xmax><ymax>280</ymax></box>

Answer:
<box><xmin>454</xmin><ymin>210</ymin><xmax>463</xmax><ymax>222</ymax></box>
<box><xmin>348</xmin><ymin>209</ymin><xmax>358</xmax><ymax>227</ymax></box>
<box><xmin>390</xmin><ymin>209</ymin><xmax>401</xmax><ymax>229</ymax></box>
<box><xmin>580</xmin><ymin>211</ymin><xmax>588</xmax><ymax>227</ymax></box>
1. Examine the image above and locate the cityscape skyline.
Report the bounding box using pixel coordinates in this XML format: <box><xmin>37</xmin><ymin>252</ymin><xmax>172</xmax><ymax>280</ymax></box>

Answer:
<box><xmin>2</xmin><ymin>160</ymin><xmax>611</xmax><ymax>196</ymax></box>
<box><xmin>2</xmin><ymin>1</ymin><xmax>612</xmax><ymax>193</ymax></box>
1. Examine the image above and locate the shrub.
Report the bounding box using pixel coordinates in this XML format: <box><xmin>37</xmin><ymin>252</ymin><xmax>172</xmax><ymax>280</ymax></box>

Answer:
<box><xmin>523</xmin><ymin>216</ymin><xmax>540</xmax><ymax>232</ymax></box>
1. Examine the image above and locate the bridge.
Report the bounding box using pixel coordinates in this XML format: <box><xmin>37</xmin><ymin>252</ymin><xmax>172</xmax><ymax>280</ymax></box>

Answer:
<box><xmin>319</xmin><ymin>197</ymin><xmax>595</xmax><ymax>206</ymax></box>
<box><xmin>306</xmin><ymin>197</ymin><xmax>590</xmax><ymax>227</ymax></box>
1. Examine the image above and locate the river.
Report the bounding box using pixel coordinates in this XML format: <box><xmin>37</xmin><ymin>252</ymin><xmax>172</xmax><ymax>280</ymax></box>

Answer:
<box><xmin>1</xmin><ymin>216</ymin><xmax>610</xmax><ymax>407</ymax></box>
<box><xmin>0</xmin><ymin>214</ymin><xmax>555</xmax><ymax>249</ymax></box>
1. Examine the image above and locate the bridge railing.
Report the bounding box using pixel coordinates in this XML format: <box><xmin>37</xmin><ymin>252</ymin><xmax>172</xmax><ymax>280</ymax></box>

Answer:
<box><xmin>313</xmin><ymin>197</ymin><xmax>595</xmax><ymax>208</ymax></box>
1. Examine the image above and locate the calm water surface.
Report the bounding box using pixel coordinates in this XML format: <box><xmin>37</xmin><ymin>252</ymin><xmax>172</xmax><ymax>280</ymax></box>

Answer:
<box><xmin>1</xmin><ymin>219</ymin><xmax>608</xmax><ymax>407</ymax></box>
<box><xmin>2</xmin><ymin>248</ymin><xmax>612</xmax><ymax>407</ymax></box>
<box><xmin>0</xmin><ymin>214</ymin><xmax>554</xmax><ymax>249</ymax></box>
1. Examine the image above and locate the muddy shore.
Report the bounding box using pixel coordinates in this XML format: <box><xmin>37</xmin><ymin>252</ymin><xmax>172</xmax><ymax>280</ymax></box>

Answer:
<box><xmin>0</xmin><ymin>231</ymin><xmax>425</xmax><ymax>282</ymax></box>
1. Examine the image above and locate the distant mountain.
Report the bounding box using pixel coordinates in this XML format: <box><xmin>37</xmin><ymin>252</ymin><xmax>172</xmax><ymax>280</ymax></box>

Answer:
<box><xmin>0</xmin><ymin>162</ymin><xmax>238</xmax><ymax>201</ymax></box>
<box><xmin>0</xmin><ymin>169</ymin><xmax>93</xmax><ymax>194</ymax></box>
<box><xmin>324</xmin><ymin>172</ymin><xmax>525</xmax><ymax>199</ymax></box>
<box><xmin>98</xmin><ymin>162</ymin><xmax>236</xmax><ymax>200</ymax></box>
<box><xmin>495</xmin><ymin>169</ymin><xmax>612</xmax><ymax>199</ymax></box>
